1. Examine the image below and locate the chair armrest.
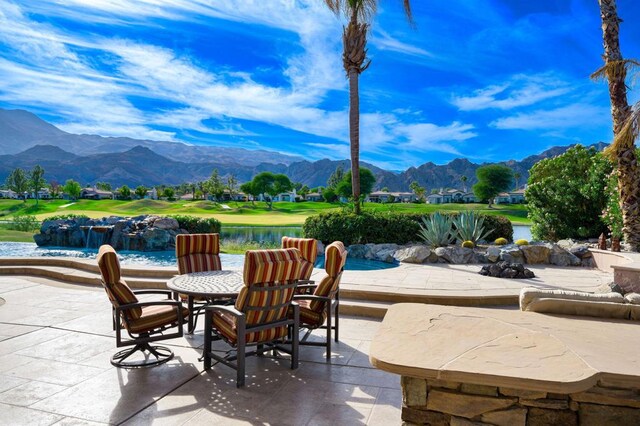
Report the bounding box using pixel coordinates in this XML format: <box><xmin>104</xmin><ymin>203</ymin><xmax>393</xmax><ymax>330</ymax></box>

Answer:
<box><xmin>133</xmin><ymin>289</ymin><xmax>173</xmax><ymax>298</ymax></box>
<box><xmin>293</xmin><ymin>294</ymin><xmax>332</xmax><ymax>303</ymax></box>
<box><xmin>298</xmin><ymin>279</ymin><xmax>316</xmax><ymax>285</ymax></box>
<box><xmin>204</xmin><ymin>304</ymin><xmax>244</xmax><ymax>318</ymax></box>
<box><xmin>118</xmin><ymin>300</ymin><xmax>184</xmax><ymax>310</ymax></box>
<box><xmin>297</xmin><ymin>283</ymin><xmax>318</xmax><ymax>291</ymax></box>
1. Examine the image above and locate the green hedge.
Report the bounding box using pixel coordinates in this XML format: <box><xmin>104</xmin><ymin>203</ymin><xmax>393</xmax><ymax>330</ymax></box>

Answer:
<box><xmin>302</xmin><ymin>211</ymin><xmax>513</xmax><ymax>246</ymax></box>
<box><xmin>45</xmin><ymin>214</ymin><xmax>89</xmax><ymax>221</ymax></box>
<box><xmin>170</xmin><ymin>215</ymin><xmax>221</xmax><ymax>234</ymax></box>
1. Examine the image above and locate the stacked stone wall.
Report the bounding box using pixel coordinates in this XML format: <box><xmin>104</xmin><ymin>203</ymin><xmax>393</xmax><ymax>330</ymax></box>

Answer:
<box><xmin>401</xmin><ymin>377</ymin><xmax>640</xmax><ymax>425</ymax></box>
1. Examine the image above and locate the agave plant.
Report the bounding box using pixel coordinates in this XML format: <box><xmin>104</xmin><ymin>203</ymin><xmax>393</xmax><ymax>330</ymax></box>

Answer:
<box><xmin>452</xmin><ymin>211</ymin><xmax>494</xmax><ymax>245</ymax></box>
<box><xmin>417</xmin><ymin>212</ymin><xmax>455</xmax><ymax>248</ymax></box>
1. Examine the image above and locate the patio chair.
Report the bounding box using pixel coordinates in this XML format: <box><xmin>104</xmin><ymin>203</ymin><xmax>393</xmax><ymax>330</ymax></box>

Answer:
<box><xmin>203</xmin><ymin>248</ymin><xmax>303</xmax><ymax>387</ymax></box>
<box><xmin>281</xmin><ymin>236</ymin><xmax>318</xmax><ymax>287</ymax></box>
<box><xmin>97</xmin><ymin>245</ymin><xmax>189</xmax><ymax>368</ymax></box>
<box><xmin>175</xmin><ymin>233</ymin><xmax>222</xmax><ymax>328</ymax></box>
<box><xmin>289</xmin><ymin>241</ymin><xmax>347</xmax><ymax>359</ymax></box>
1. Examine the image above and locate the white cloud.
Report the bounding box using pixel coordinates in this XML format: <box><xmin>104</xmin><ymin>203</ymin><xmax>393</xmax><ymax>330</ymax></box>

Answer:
<box><xmin>372</xmin><ymin>30</ymin><xmax>432</xmax><ymax>58</ymax></box>
<box><xmin>452</xmin><ymin>73</ymin><xmax>571</xmax><ymax>111</ymax></box>
<box><xmin>490</xmin><ymin>103</ymin><xmax>610</xmax><ymax>130</ymax></box>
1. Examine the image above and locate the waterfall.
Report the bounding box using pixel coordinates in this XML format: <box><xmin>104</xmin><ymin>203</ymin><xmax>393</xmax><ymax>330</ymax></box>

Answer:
<box><xmin>85</xmin><ymin>226</ymin><xmax>93</xmax><ymax>249</ymax></box>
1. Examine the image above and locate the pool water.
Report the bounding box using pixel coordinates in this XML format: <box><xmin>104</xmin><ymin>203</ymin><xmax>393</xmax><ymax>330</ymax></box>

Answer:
<box><xmin>0</xmin><ymin>242</ymin><xmax>396</xmax><ymax>271</ymax></box>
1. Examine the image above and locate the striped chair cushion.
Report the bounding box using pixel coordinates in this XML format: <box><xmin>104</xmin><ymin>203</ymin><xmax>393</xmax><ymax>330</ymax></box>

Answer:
<box><xmin>297</xmin><ymin>299</ymin><xmax>326</xmax><ymax>327</ymax></box>
<box><xmin>97</xmin><ymin>245</ymin><xmax>141</xmax><ymax>320</ymax></box>
<box><xmin>282</xmin><ymin>237</ymin><xmax>318</xmax><ymax>280</ymax></box>
<box><xmin>176</xmin><ymin>233</ymin><xmax>221</xmax><ymax>274</ymax></box>
<box><xmin>212</xmin><ymin>311</ymin><xmax>288</xmax><ymax>345</ymax></box>
<box><xmin>127</xmin><ymin>305</ymin><xmax>190</xmax><ymax>334</ymax></box>
<box><xmin>324</xmin><ymin>241</ymin><xmax>347</xmax><ymax>277</ymax></box>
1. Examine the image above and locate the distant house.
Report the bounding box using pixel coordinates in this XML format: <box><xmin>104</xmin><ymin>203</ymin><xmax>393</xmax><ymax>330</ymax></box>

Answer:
<box><xmin>259</xmin><ymin>189</ymin><xmax>298</xmax><ymax>202</ymax></box>
<box><xmin>427</xmin><ymin>189</ymin><xmax>478</xmax><ymax>204</ymax></box>
<box><xmin>220</xmin><ymin>190</ymin><xmax>247</xmax><ymax>202</ymax></box>
<box><xmin>145</xmin><ymin>188</ymin><xmax>158</xmax><ymax>200</ymax></box>
<box><xmin>81</xmin><ymin>187</ymin><xmax>114</xmax><ymax>200</ymax></box>
<box><xmin>366</xmin><ymin>191</ymin><xmax>417</xmax><ymax>203</ymax></box>
<box><xmin>30</xmin><ymin>188</ymin><xmax>51</xmax><ymax>199</ymax></box>
<box><xmin>305</xmin><ymin>192</ymin><xmax>322</xmax><ymax>202</ymax></box>
<box><xmin>495</xmin><ymin>189</ymin><xmax>526</xmax><ymax>204</ymax></box>
<box><xmin>0</xmin><ymin>189</ymin><xmax>18</xmax><ymax>199</ymax></box>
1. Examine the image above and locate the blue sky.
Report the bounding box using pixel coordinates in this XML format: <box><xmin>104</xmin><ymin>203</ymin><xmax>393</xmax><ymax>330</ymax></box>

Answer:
<box><xmin>1</xmin><ymin>0</ymin><xmax>639</xmax><ymax>170</ymax></box>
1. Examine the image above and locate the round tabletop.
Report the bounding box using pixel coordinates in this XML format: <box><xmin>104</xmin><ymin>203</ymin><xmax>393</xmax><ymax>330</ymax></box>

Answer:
<box><xmin>167</xmin><ymin>270</ymin><xmax>244</xmax><ymax>298</ymax></box>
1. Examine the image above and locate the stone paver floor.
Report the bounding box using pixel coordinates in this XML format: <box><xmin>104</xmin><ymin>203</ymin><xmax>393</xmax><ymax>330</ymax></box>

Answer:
<box><xmin>0</xmin><ymin>276</ymin><xmax>400</xmax><ymax>426</ymax></box>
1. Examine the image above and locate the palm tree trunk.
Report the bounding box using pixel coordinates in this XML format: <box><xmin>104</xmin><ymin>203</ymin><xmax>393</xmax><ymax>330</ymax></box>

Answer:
<box><xmin>348</xmin><ymin>67</ymin><xmax>361</xmax><ymax>214</ymax></box>
<box><xmin>598</xmin><ymin>0</ymin><xmax>640</xmax><ymax>250</ymax></box>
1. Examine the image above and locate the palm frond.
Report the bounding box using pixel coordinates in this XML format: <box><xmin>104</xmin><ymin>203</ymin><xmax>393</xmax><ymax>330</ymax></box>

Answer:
<box><xmin>605</xmin><ymin>102</ymin><xmax>640</xmax><ymax>159</ymax></box>
<box><xmin>591</xmin><ymin>59</ymin><xmax>640</xmax><ymax>81</ymax></box>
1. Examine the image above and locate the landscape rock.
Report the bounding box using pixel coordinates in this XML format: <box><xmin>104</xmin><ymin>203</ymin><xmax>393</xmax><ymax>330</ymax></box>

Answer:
<box><xmin>367</xmin><ymin>244</ymin><xmax>399</xmax><ymax>263</ymax></box>
<box><xmin>394</xmin><ymin>245</ymin><xmax>432</xmax><ymax>264</ymax></box>
<box><xmin>480</xmin><ymin>262</ymin><xmax>535</xmax><ymax>279</ymax></box>
<box><xmin>426</xmin><ymin>389</ymin><xmax>516</xmax><ymax>419</ymax></box>
<box><xmin>486</xmin><ymin>246</ymin><xmax>502</xmax><ymax>262</ymax></box>
<box><xmin>435</xmin><ymin>246</ymin><xmax>476</xmax><ymax>264</ymax></box>
<box><xmin>499</xmin><ymin>246</ymin><xmax>525</xmax><ymax>263</ymax></box>
<box><xmin>549</xmin><ymin>244</ymin><xmax>581</xmax><ymax>266</ymax></box>
<box><xmin>346</xmin><ymin>244</ymin><xmax>367</xmax><ymax>259</ymax></box>
<box><xmin>142</xmin><ymin>228</ymin><xmax>171</xmax><ymax>250</ymax></box>
<box><xmin>520</xmin><ymin>244</ymin><xmax>551</xmax><ymax>264</ymax></box>
<box><xmin>152</xmin><ymin>217</ymin><xmax>180</xmax><ymax>230</ymax></box>
<box><xmin>570</xmin><ymin>245</ymin><xmax>592</xmax><ymax>259</ymax></box>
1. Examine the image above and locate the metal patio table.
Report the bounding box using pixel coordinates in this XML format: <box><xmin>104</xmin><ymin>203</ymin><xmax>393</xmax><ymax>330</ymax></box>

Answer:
<box><xmin>167</xmin><ymin>270</ymin><xmax>244</xmax><ymax>333</ymax></box>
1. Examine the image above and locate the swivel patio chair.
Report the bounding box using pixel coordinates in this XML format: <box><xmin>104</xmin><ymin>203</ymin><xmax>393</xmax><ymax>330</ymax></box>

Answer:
<box><xmin>281</xmin><ymin>236</ymin><xmax>318</xmax><ymax>288</ymax></box>
<box><xmin>203</xmin><ymin>248</ymin><xmax>303</xmax><ymax>387</ymax></box>
<box><xmin>175</xmin><ymin>233</ymin><xmax>222</xmax><ymax>329</ymax></box>
<box><xmin>289</xmin><ymin>241</ymin><xmax>347</xmax><ymax>359</ymax></box>
<box><xmin>97</xmin><ymin>245</ymin><xmax>189</xmax><ymax>368</ymax></box>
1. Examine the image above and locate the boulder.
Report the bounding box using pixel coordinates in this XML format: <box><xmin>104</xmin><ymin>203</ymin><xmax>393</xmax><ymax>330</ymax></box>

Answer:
<box><xmin>520</xmin><ymin>245</ymin><xmax>551</xmax><ymax>264</ymax></box>
<box><xmin>557</xmin><ymin>239</ymin><xmax>576</xmax><ymax>249</ymax></box>
<box><xmin>486</xmin><ymin>246</ymin><xmax>502</xmax><ymax>263</ymax></box>
<box><xmin>142</xmin><ymin>228</ymin><xmax>171</xmax><ymax>251</ymax></box>
<box><xmin>153</xmin><ymin>217</ymin><xmax>180</xmax><ymax>230</ymax></box>
<box><xmin>569</xmin><ymin>245</ymin><xmax>592</xmax><ymax>259</ymax></box>
<box><xmin>394</xmin><ymin>245</ymin><xmax>432</xmax><ymax>264</ymax></box>
<box><xmin>499</xmin><ymin>246</ymin><xmax>525</xmax><ymax>263</ymax></box>
<box><xmin>33</xmin><ymin>233</ymin><xmax>50</xmax><ymax>246</ymax></box>
<box><xmin>435</xmin><ymin>246</ymin><xmax>476</xmax><ymax>264</ymax></box>
<box><xmin>549</xmin><ymin>244</ymin><xmax>581</xmax><ymax>266</ymax></box>
<box><xmin>347</xmin><ymin>244</ymin><xmax>367</xmax><ymax>259</ymax></box>
<box><xmin>368</xmin><ymin>244</ymin><xmax>399</xmax><ymax>263</ymax></box>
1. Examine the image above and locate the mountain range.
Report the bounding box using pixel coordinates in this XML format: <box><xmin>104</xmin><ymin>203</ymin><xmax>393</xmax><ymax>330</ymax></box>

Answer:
<box><xmin>0</xmin><ymin>108</ymin><xmax>607</xmax><ymax>191</ymax></box>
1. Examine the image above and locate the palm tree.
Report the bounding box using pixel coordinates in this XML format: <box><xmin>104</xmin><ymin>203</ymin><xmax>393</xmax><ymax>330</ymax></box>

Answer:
<box><xmin>325</xmin><ymin>0</ymin><xmax>414</xmax><ymax>214</ymax></box>
<box><xmin>460</xmin><ymin>175</ymin><xmax>468</xmax><ymax>192</ymax></box>
<box><xmin>514</xmin><ymin>172</ymin><xmax>521</xmax><ymax>190</ymax></box>
<box><xmin>593</xmin><ymin>0</ymin><xmax>640</xmax><ymax>250</ymax></box>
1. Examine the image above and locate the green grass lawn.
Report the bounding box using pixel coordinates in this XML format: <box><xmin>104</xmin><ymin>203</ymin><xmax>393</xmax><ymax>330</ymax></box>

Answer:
<box><xmin>0</xmin><ymin>198</ymin><xmax>531</xmax><ymax>227</ymax></box>
<box><xmin>0</xmin><ymin>225</ymin><xmax>36</xmax><ymax>242</ymax></box>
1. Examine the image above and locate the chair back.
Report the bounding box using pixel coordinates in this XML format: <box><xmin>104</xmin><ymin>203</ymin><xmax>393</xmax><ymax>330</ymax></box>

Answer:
<box><xmin>309</xmin><ymin>241</ymin><xmax>348</xmax><ymax>313</ymax></box>
<box><xmin>236</xmin><ymin>248</ymin><xmax>302</xmax><ymax>327</ymax></box>
<box><xmin>97</xmin><ymin>245</ymin><xmax>141</xmax><ymax>320</ymax></box>
<box><xmin>176</xmin><ymin>233</ymin><xmax>221</xmax><ymax>274</ymax></box>
<box><xmin>281</xmin><ymin>236</ymin><xmax>317</xmax><ymax>280</ymax></box>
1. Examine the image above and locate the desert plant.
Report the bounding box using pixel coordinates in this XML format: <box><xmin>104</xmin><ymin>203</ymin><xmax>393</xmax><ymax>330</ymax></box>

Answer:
<box><xmin>461</xmin><ymin>240</ymin><xmax>474</xmax><ymax>249</ymax></box>
<box><xmin>417</xmin><ymin>212</ymin><xmax>455</xmax><ymax>248</ymax></box>
<box><xmin>515</xmin><ymin>239</ymin><xmax>529</xmax><ymax>246</ymax></box>
<box><xmin>451</xmin><ymin>211</ymin><xmax>493</xmax><ymax>244</ymax></box>
<box><xmin>494</xmin><ymin>237</ymin><xmax>508</xmax><ymax>245</ymax></box>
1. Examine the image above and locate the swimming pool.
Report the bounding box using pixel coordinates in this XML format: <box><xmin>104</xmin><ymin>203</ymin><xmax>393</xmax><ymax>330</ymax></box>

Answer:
<box><xmin>0</xmin><ymin>242</ymin><xmax>397</xmax><ymax>271</ymax></box>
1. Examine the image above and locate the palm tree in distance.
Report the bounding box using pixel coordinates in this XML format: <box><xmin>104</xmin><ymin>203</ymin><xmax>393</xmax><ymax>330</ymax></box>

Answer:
<box><xmin>324</xmin><ymin>0</ymin><xmax>414</xmax><ymax>214</ymax></box>
<box><xmin>514</xmin><ymin>172</ymin><xmax>521</xmax><ymax>190</ymax></box>
<box><xmin>460</xmin><ymin>175</ymin><xmax>468</xmax><ymax>192</ymax></box>
<box><xmin>593</xmin><ymin>0</ymin><xmax>640</xmax><ymax>250</ymax></box>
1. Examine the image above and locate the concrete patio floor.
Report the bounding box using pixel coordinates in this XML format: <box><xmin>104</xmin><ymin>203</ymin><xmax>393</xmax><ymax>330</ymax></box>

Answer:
<box><xmin>0</xmin><ymin>276</ymin><xmax>400</xmax><ymax>426</ymax></box>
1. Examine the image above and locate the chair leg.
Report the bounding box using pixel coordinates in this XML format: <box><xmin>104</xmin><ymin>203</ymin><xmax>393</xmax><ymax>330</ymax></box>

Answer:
<box><xmin>335</xmin><ymin>292</ymin><xmax>340</xmax><ymax>343</ymax></box>
<box><xmin>292</xmin><ymin>305</ymin><xmax>299</xmax><ymax>370</ymax></box>
<box><xmin>325</xmin><ymin>302</ymin><xmax>332</xmax><ymax>359</ymax></box>
<box><xmin>236</xmin><ymin>318</ymin><xmax>246</xmax><ymax>388</ymax></box>
<box><xmin>203</xmin><ymin>310</ymin><xmax>212</xmax><ymax>370</ymax></box>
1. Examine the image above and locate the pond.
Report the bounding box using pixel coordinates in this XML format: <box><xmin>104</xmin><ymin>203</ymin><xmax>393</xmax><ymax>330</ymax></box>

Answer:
<box><xmin>0</xmin><ymin>242</ymin><xmax>397</xmax><ymax>271</ymax></box>
<box><xmin>512</xmin><ymin>225</ymin><xmax>532</xmax><ymax>241</ymax></box>
<box><xmin>220</xmin><ymin>226</ymin><xmax>302</xmax><ymax>243</ymax></box>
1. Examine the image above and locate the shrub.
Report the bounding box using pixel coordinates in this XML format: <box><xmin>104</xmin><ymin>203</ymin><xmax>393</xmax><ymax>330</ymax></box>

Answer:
<box><xmin>495</xmin><ymin>237</ymin><xmax>508</xmax><ymax>245</ymax></box>
<box><xmin>170</xmin><ymin>215</ymin><xmax>221</xmax><ymax>234</ymax></box>
<box><xmin>461</xmin><ymin>240</ymin><xmax>474</xmax><ymax>249</ymax></box>
<box><xmin>45</xmin><ymin>214</ymin><xmax>89</xmax><ymax>221</ymax></box>
<box><xmin>303</xmin><ymin>211</ymin><xmax>513</xmax><ymax>245</ymax></box>
<box><xmin>526</xmin><ymin>145</ymin><xmax>611</xmax><ymax>240</ymax></box>
<box><xmin>418</xmin><ymin>212</ymin><xmax>455</xmax><ymax>248</ymax></box>
<box><xmin>451</xmin><ymin>211</ymin><xmax>493</xmax><ymax>244</ymax></box>
<box><xmin>515</xmin><ymin>239</ymin><xmax>529</xmax><ymax>246</ymax></box>
<box><xmin>9</xmin><ymin>214</ymin><xmax>39</xmax><ymax>232</ymax></box>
